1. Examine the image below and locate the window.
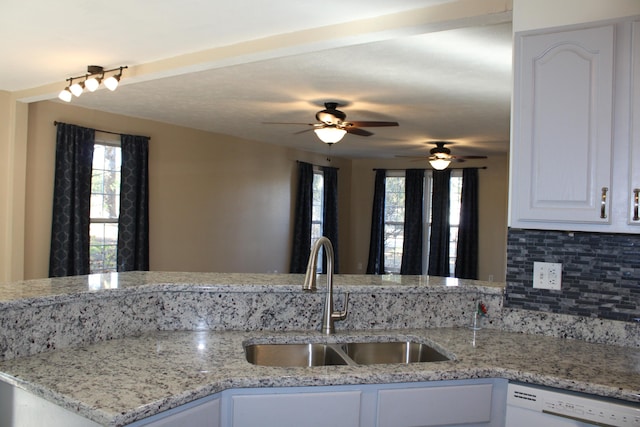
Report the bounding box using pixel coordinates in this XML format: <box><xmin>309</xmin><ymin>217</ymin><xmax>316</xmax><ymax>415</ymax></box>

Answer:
<box><xmin>89</xmin><ymin>142</ymin><xmax>121</xmax><ymax>273</ymax></box>
<box><xmin>311</xmin><ymin>170</ymin><xmax>324</xmax><ymax>244</ymax></box>
<box><xmin>448</xmin><ymin>172</ymin><xmax>463</xmax><ymax>273</ymax></box>
<box><xmin>311</xmin><ymin>169</ymin><xmax>324</xmax><ymax>271</ymax></box>
<box><xmin>383</xmin><ymin>171</ymin><xmax>463</xmax><ymax>275</ymax></box>
<box><xmin>383</xmin><ymin>174</ymin><xmax>405</xmax><ymax>273</ymax></box>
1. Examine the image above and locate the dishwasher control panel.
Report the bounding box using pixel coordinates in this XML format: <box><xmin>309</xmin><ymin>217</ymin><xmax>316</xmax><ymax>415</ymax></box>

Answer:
<box><xmin>507</xmin><ymin>383</ymin><xmax>640</xmax><ymax>427</ymax></box>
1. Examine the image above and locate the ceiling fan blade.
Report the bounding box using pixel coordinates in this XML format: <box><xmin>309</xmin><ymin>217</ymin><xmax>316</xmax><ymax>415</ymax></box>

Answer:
<box><xmin>347</xmin><ymin>121</ymin><xmax>399</xmax><ymax>127</ymax></box>
<box><xmin>403</xmin><ymin>157</ymin><xmax>429</xmax><ymax>162</ymax></box>
<box><xmin>262</xmin><ymin>122</ymin><xmax>315</xmax><ymax>126</ymax></box>
<box><xmin>451</xmin><ymin>155</ymin><xmax>488</xmax><ymax>160</ymax></box>
<box><xmin>395</xmin><ymin>155</ymin><xmax>427</xmax><ymax>159</ymax></box>
<box><xmin>346</xmin><ymin>127</ymin><xmax>373</xmax><ymax>137</ymax></box>
<box><xmin>293</xmin><ymin>128</ymin><xmax>314</xmax><ymax>135</ymax></box>
<box><xmin>396</xmin><ymin>155</ymin><xmax>466</xmax><ymax>163</ymax></box>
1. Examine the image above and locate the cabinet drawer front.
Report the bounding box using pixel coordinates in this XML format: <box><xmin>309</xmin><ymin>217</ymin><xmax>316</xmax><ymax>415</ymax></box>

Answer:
<box><xmin>377</xmin><ymin>383</ymin><xmax>493</xmax><ymax>427</ymax></box>
<box><xmin>231</xmin><ymin>390</ymin><xmax>361</xmax><ymax>427</ymax></box>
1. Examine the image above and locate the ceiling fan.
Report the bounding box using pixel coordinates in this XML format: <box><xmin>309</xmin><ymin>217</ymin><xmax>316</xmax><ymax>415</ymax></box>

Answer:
<box><xmin>264</xmin><ymin>102</ymin><xmax>399</xmax><ymax>144</ymax></box>
<box><xmin>401</xmin><ymin>141</ymin><xmax>488</xmax><ymax>170</ymax></box>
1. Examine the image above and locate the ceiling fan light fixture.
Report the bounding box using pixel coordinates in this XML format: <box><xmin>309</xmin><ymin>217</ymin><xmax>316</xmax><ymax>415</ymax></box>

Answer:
<box><xmin>314</xmin><ymin>127</ymin><xmax>346</xmax><ymax>144</ymax></box>
<box><xmin>429</xmin><ymin>158</ymin><xmax>451</xmax><ymax>170</ymax></box>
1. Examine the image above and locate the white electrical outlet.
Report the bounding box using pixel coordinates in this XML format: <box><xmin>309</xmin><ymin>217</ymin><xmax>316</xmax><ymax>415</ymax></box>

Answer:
<box><xmin>533</xmin><ymin>262</ymin><xmax>562</xmax><ymax>290</ymax></box>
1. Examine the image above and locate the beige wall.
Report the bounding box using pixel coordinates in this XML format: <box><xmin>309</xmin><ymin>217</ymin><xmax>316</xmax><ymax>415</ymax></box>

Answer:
<box><xmin>346</xmin><ymin>155</ymin><xmax>509</xmax><ymax>281</ymax></box>
<box><xmin>25</xmin><ymin>101</ymin><xmax>353</xmax><ymax>279</ymax></box>
<box><xmin>0</xmin><ymin>92</ymin><xmax>27</xmax><ymax>282</ymax></box>
<box><xmin>24</xmin><ymin>101</ymin><xmax>508</xmax><ymax>280</ymax></box>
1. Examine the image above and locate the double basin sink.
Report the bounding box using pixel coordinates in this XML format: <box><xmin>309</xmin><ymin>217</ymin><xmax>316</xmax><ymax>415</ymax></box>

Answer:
<box><xmin>245</xmin><ymin>340</ymin><xmax>451</xmax><ymax>367</ymax></box>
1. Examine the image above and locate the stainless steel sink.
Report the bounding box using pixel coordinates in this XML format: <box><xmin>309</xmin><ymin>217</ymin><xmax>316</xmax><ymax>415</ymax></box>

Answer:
<box><xmin>245</xmin><ymin>343</ymin><xmax>349</xmax><ymax>367</ymax></box>
<box><xmin>245</xmin><ymin>340</ymin><xmax>450</xmax><ymax>367</ymax></box>
<box><xmin>341</xmin><ymin>341</ymin><xmax>449</xmax><ymax>365</ymax></box>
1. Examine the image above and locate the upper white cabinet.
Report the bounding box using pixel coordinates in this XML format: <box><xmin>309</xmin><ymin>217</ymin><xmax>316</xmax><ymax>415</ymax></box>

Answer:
<box><xmin>628</xmin><ymin>21</ymin><xmax>640</xmax><ymax>227</ymax></box>
<box><xmin>510</xmin><ymin>17</ymin><xmax>640</xmax><ymax>233</ymax></box>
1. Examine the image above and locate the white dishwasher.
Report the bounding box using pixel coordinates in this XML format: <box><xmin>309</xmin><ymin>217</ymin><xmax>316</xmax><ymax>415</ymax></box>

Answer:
<box><xmin>505</xmin><ymin>382</ymin><xmax>640</xmax><ymax>427</ymax></box>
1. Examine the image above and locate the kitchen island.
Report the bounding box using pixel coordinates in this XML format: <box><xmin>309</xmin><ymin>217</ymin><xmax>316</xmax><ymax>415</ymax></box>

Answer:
<box><xmin>0</xmin><ymin>272</ymin><xmax>638</xmax><ymax>426</ymax></box>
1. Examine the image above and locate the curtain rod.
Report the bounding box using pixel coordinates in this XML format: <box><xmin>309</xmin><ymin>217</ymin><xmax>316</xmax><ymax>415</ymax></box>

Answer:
<box><xmin>373</xmin><ymin>167</ymin><xmax>487</xmax><ymax>171</ymax></box>
<box><xmin>53</xmin><ymin>121</ymin><xmax>150</xmax><ymax>140</ymax></box>
<box><xmin>296</xmin><ymin>160</ymin><xmax>339</xmax><ymax>170</ymax></box>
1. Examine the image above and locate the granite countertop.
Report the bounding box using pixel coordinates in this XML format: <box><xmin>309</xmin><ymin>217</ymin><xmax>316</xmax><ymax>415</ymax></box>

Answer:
<box><xmin>0</xmin><ymin>327</ymin><xmax>639</xmax><ymax>426</ymax></box>
<box><xmin>0</xmin><ymin>271</ymin><xmax>504</xmax><ymax>306</ymax></box>
<box><xmin>0</xmin><ymin>272</ymin><xmax>637</xmax><ymax>426</ymax></box>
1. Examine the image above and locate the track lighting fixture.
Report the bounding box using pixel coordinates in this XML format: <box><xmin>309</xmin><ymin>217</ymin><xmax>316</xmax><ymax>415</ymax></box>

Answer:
<box><xmin>58</xmin><ymin>65</ymin><xmax>127</xmax><ymax>102</ymax></box>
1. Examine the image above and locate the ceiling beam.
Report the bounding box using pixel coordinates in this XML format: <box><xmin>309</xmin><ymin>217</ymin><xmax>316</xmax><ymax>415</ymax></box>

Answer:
<box><xmin>14</xmin><ymin>0</ymin><xmax>512</xmax><ymax>103</ymax></box>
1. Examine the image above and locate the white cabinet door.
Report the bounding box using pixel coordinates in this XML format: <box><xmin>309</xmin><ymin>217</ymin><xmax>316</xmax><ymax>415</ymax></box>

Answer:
<box><xmin>627</xmin><ymin>20</ymin><xmax>640</xmax><ymax>227</ymax></box>
<box><xmin>136</xmin><ymin>398</ymin><xmax>220</xmax><ymax>427</ymax></box>
<box><xmin>376</xmin><ymin>383</ymin><xmax>494</xmax><ymax>427</ymax></box>
<box><xmin>231</xmin><ymin>390</ymin><xmax>361</xmax><ymax>427</ymax></box>
<box><xmin>0</xmin><ymin>380</ymin><xmax>101</xmax><ymax>427</ymax></box>
<box><xmin>511</xmin><ymin>24</ymin><xmax>615</xmax><ymax>228</ymax></box>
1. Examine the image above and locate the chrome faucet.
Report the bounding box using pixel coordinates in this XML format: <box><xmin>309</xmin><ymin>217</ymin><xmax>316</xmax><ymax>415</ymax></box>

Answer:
<box><xmin>303</xmin><ymin>236</ymin><xmax>349</xmax><ymax>334</ymax></box>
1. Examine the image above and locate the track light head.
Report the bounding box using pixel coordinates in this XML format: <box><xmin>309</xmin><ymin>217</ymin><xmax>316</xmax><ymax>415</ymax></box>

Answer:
<box><xmin>69</xmin><ymin>81</ymin><xmax>84</xmax><ymax>97</ymax></box>
<box><xmin>58</xmin><ymin>87</ymin><xmax>72</xmax><ymax>102</ymax></box>
<box><xmin>103</xmin><ymin>74</ymin><xmax>120</xmax><ymax>91</ymax></box>
<box><xmin>84</xmin><ymin>75</ymin><xmax>101</xmax><ymax>92</ymax></box>
<box><xmin>85</xmin><ymin>65</ymin><xmax>103</xmax><ymax>92</ymax></box>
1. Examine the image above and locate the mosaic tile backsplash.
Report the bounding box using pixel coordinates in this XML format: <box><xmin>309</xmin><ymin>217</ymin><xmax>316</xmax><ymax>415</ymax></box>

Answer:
<box><xmin>506</xmin><ymin>228</ymin><xmax>640</xmax><ymax>322</ymax></box>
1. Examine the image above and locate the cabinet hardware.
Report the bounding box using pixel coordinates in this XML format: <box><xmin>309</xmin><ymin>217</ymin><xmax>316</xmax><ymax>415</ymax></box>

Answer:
<box><xmin>600</xmin><ymin>187</ymin><xmax>608</xmax><ymax>219</ymax></box>
<box><xmin>634</xmin><ymin>189</ymin><xmax>640</xmax><ymax>221</ymax></box>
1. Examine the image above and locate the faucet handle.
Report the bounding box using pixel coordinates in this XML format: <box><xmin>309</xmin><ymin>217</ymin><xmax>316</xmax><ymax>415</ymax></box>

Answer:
<box><xmin>331</xmin><ymin>292</ymin><xmax>350</xmax><ymax>321</ymax></box>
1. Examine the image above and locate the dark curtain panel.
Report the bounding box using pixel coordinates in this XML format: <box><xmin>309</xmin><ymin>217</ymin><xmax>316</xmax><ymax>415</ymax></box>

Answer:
<box><xmin>322</xmin><ymin>166</ymin><xmax>339</xmax><ymax>274</ymax></box>
<box><xmin>290</xmin><ymin>162</ymin><xmax>313</xmax><ymax>273</ymax></box>
<box><xmin>366</xmin><ymin>169</ymin><xmax>386</xmax><ymax>274</ymax></box>
<box><xmin>401</xmin><ymin>169</ymin><xmax>425</xmax><ymax>275</ymax></box>
<box><xmin>428</xmin><ymin>169</ymin><xmax>451</xmax><ymax>277</ymax></box>
<box><xmin>117</xmin><ymin>134</ymin><xmax>150</xmax><ymax>272</ymax></box>
<box><xmin>455</xmin><ymin>168</ymin><xmax>479</xmax><ymax>279</ymax></box>
<box><xmin>49</xmin><ymin>123</ymin><xmax>95</xmax><ymax>277</ymax></box>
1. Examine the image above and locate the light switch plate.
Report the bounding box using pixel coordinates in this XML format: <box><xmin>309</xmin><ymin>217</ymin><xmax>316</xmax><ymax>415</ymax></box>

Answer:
<box><xmin>533</xmin><ymin>262</ymin><xmax>562</xmax><ymax>290</ymax></box>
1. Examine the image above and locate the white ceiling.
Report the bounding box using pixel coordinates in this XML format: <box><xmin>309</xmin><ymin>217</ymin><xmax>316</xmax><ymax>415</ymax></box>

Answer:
<box><xmin>2</xmin><ymin>0</ymin><xmax>513</xmax><ymax>159</ymax></box>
